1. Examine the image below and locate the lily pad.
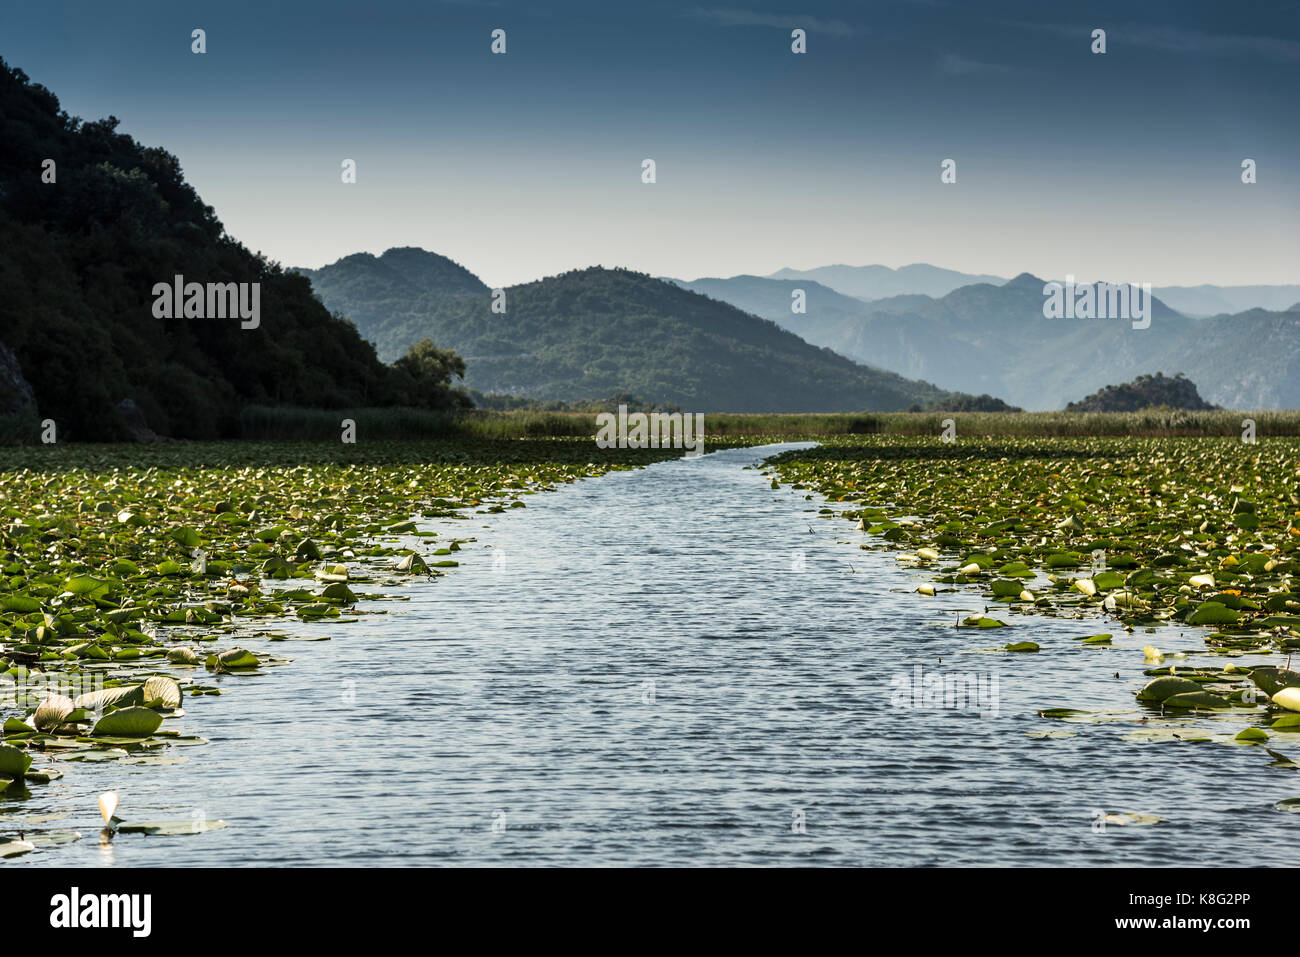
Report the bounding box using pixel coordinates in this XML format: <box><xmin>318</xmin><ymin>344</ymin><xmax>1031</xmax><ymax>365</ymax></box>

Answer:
<box><xmin>141</xmin><ymin>676</ymin><xmax>182</xmax><ymax>710</ymax></box>
<box><xmin>91</xmin><ymin>707</ymin><xmax>163</xmax><ymax>738</ymax></box>
<box><xmin>32</xmin><ymin>694</ymin><xmax>74</xmax><ymax>732</ymax></box>
<box><xmin>0</xmin><ymin>839</ymin><xmax>36</xmax><ymax>858</ymax></box>
<box><xmin>0</xmin><ymin>745</ymin><xmax>33</xmax><ymax>779</ymax></box>
<box><xmin>117</xmin><ymin>818</ymin><xmax>228</xmax><ymax>835</ymax></box>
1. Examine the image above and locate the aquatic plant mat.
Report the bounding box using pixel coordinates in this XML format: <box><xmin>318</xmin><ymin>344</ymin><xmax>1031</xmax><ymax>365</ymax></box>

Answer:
<box><xmin>0</xmin><ymin>438</ymin><xmax>679</xmax><ymax>856</ymax></box>
<box><xmin>766</xmin><ymin>434</ymin><xmax>1300</xmax><ymax>770</ymax></box>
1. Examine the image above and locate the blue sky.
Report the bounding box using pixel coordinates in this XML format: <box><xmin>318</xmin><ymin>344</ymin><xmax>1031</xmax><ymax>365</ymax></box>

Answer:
<box><xmin>5</xmin><ymin>0</ymin><xmax>1299</xmax><ymax>287</ymax></box>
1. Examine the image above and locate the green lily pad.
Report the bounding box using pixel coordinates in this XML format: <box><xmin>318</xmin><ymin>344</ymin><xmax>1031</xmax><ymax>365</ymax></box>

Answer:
<box><xmin>74</xmin><ymin>685</ymin><xmax>144</xmax><ymax>712</ymax></box>
<box><xmin>1188</xmin><ymin>602</ymin><xmax>1241</xmax><ymax>626</ymax></box>
<box><xmin>141</xmin><ymin>676</ymin><xmax>182</xmax><ymax>709</ymax></box>
<box><xmin>211</xmin><ymin>648</ymin><xmax>258</xmax><ymax>668</ymax></box>
<box><xmin>0</xmin><ymin>745</ymin><xmax>33</xmax><ymax>779</ymax></box>
<box><xmin>1162</xmin><ymin>691</ymin><xmax>1233</xmax><ymax>710</ymax></box>
<box><xmin>1137</xmin><ymin>676</ymin><xmax>1205</xmax><ymax>702</ymax></box>
<box><xmin>91</xmin><ymin>707</ymin><xmax>163</xmax><ymax>738</ymax></box>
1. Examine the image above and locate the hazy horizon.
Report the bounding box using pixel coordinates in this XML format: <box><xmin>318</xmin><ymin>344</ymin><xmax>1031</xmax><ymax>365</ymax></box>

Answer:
<box><xmin>7</xmin><ymin>0</ymin><xmax>1298</xmax><ymax>289</ymax></box>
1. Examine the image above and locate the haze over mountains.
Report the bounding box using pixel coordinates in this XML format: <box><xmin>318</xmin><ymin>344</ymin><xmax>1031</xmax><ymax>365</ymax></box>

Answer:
<box><xmin>297</xmin><ymin>249</ymin><xmax>991</xmax><ymax>413</ymax></box>
<box><xmin>1150</xmin><ymin>285</ymin><xmax>1300</xmax><ymax>318</ymax></box>
<box><xmin>675</xmin><ymin>271</ymin><xmax>1300</xmax><ymax>411</ymax></box>
<box><xmin>15</xmin><ymin>45</ymin><xmax>1286</xmax><ymax>425</ymax></box>
<box><xmin>704</xmin><ymin>264</ymin><xmax>1300</xmax><ymax>320</ymax></box>
<box><xmin>766</xmin><ymin>264</ymin><xmax>1007</xmax><ymax>301</ymax></box>
<box><xmin>298</xmin><ymin>246</ymin><xmax>1300</xmax><ymax>413</ymax></box>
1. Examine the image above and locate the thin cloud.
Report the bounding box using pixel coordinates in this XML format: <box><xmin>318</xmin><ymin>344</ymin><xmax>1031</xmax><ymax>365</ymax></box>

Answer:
<box><xmin>938</xmin><ymin>53</ymin><xmax>1017</xmax><ymax>76</ymax></box>
<box><xmin>1124</xmin><ymin>23</ymin><xmax>1300</xmax><ymax>61</ymax></box>
<box><xmin>1003</xmin><ymin>18</ymin><xmax>1300</xmax><ymax>62</ymax></box>
<box><xmin>689</xmin><ymin>7</ymin><xmax>858</xmax><ymax>38</ymax></box>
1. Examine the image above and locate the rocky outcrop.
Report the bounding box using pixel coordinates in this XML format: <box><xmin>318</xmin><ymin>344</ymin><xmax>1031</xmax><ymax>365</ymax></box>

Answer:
<box><xmin>113</xmin><ymin>398</ymin><xmax>170</xmax><ymax>443</ymax></box>
<box><xmin>0</xmin><ymin>342</ymin><xmax>36</xmax><ymax>415</ymax></box>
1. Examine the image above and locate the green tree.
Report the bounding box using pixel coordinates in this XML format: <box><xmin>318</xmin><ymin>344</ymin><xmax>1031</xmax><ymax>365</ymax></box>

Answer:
<box><xmin>392</xmin><ymin>339</ymin><xmax>470</xmax><ymax>410</ymax></box>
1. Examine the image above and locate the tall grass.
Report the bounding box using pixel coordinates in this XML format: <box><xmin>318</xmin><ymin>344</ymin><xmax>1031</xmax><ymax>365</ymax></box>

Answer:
<box><xmin>239</xmin><ymin>405</ymin><xmax>1300</xmax><ymax>441</ymax></box>
<box><xmin>704</xmin><ymin>409</ymin><xmax>1300</xmax><ymax>437</ymax></box>
<box><xmin>238</xmin><ymin>405</ymin><xmax>597</xmax><ymax>441</ymax></box>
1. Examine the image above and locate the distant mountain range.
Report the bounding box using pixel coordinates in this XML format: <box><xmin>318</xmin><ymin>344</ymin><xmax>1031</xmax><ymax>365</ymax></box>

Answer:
<box><xmin>676</xmin><ymin>272</ymin><xmax>1300</xmax><ymax>410</ymax></box>
<box><xmin>1148</xmin><ymin>284</ymin><xmax>1300</xmax><ymax>318</ymax></box>
<box><xmin>293</xmin><ymin>246</ymin><xmax>1300</xmax><ymax>413</ymax></box>
<box><xmin>751</xmin><ymin>263</ymin><xmax>1300</xmax><ymax>317</ymax></box>
<box><xmin>765</xmin><ymin>264</ymin><xmax>1007</xmax><ymax>301</ymax></box>
<box><xmin>296</xmin><ymin>250</ymin><xmax>992</xmax><ymax>413</ymax></box>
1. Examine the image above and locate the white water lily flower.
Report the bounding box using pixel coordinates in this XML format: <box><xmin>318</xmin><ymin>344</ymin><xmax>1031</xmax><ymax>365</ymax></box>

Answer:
<box><xmin>99</xmin><ymin>791</ymin><xmax>119</xmax><ymax>826</ymax></box>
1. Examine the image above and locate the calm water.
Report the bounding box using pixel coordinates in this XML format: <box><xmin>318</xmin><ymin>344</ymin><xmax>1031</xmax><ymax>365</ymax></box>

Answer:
<box><xmin>13</xmin><ymin>444</ymin><xmax>1300</xmax><ymax>866</ymax></box>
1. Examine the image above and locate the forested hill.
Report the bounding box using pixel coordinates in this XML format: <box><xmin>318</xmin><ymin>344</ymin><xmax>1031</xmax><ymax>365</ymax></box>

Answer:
<box><xmin>1065</xmin><ymin>373</ymin><xmax>1219</xmax><ymax>412</ymax></box>
<box><xmin>0</xmin><ymin>59</ymin><xmax>450</xmax><ymax>441</ymax></box>
<box><xmin>301</xmin><ymin>256</ymin><xmax>982</xmax><ymax>412</ymax></box>
<box><xmin>294</xmin><ymin>247</ymin><xmax>487</xmax><ymax>352</ymax></box>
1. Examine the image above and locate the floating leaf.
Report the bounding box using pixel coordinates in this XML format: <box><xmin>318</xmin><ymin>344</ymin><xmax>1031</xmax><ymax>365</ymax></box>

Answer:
<box><xmin>0</xmin><ymin>745</ymin><xmax>33</xmax><ymax>779</ymax></box>
<box><xmin>1137</xmin><ymin>676</ymin><xmax>1204</xmax><ymax>702</ymax></box>
<box><xmin>117</xmin><ymin>819</ymin><xmax>227</xmax><ymax>836</ymax></box>
<box><xmin>961</xmin><ymin>616</ymin><xmax>1007</xmax><ymax>629</ymax></box>
<box><xmin>1104</xmin><ymin>813</ymin><xmax>1162</xmax><ymax>827</ymax></box>
<box><xmin>214</xmin><ymin>648</ymin><xmax>258</xmax><ymax>668</ymax></box>
<box><xmin>1266</xmin><ymin>748</ymin><xmax>1300</xmax><ymax>768</ymax></box>
<box><xmin>64</xmin><ymin>575</ymin><xmax>108</xmax><ymax>596</ymax></box>
<box><xmin>141</xmin><ymin>676</ymin><xmax>182</xmax><ymax>710</ymax></box>
<box><xmin>91</xmin><ymin>707</ymin><xmax>163</xmax><ymax>738</ymax></box>
<box><xmin>0</xmin><ymin>839</ymin><xmax>35</xmax><ymax>858</ymax></box>
<box><xmin>168</xmin><ymin>526</ymin><xmax>203</xmax><ymax>548</ymax></box>
<box><xmin>318</xmin><ymin>582</ymin><xmax>357</xmax><ymax>604</ymax></box>
<box><xmin>74</xmin><ymin>685</ymin><xmax>144</xmax><ymax>712</ymax></box>
<box><xmin>1079</xmin><ymin>633</ymin><xmax>1113</xmax><ymax>644</ymax></box>
<box><xmin>32</xmin><ymin>694</ymin><xmax>74</xmax><ymax>732</ymax></box>
<box><xmin>1162</xmin><ymin>691</ymin><xmax>1232</xmax><ymax>710</ymax></box>
<box><xmin>1187</xmin><ymin>602</ymin><xmax>1241</xmax><ymax>626</ymax></box>
<box><xmin>1248</xmin><ymin>668</ymin><xmax>1300</xmax><ymax>697</ymax></box>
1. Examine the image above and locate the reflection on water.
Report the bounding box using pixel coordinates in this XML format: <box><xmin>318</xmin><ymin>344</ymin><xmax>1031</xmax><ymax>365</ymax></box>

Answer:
<box><xmin>11</xmin><ymin>444</ymin><xmax>1300</xmax><ymax>866</ymax></box>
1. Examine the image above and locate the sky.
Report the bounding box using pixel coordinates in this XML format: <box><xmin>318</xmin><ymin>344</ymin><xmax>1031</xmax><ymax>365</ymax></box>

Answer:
<box><xmin>5</xmin><ymin>0</ymin><xmax>1299</xmax><ymax>288</ymax></box>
